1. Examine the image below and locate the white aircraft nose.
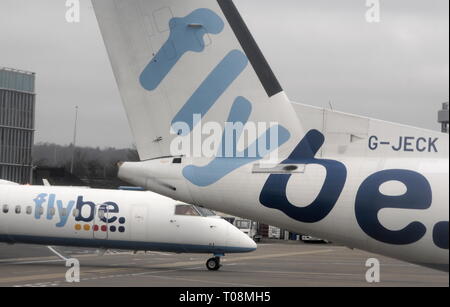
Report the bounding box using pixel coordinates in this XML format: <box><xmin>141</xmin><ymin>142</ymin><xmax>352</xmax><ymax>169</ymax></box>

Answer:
<box><xmin>226</xmin><ymin>222</ymin><xmax>257</xmax><ymax>253</ymax></box>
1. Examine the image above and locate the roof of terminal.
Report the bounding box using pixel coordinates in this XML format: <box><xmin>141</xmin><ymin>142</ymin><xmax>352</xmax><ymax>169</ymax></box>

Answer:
<box><xmin>0</xmin><ymin>67</ymin><xmax>35</xmax><ymax>75</ymax></box>
<box><xmin>0</xmin><ymin>67</ymin><xmax>35</xmax><ymax>93</ymax></box>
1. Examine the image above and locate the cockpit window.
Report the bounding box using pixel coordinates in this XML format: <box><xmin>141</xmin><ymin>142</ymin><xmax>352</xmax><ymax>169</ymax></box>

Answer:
<box><xmin>174</xmin><ymin>204</ymin><xmax>217</xmax><ymax>217</ymax></box>
<box><xmin>195</xmin><ymin>206</ymin><xmax>216</xmax><ymax>217</ymax></box>
<box><xmin>175</xmin><ymin>205</ymin><xmax>201</xmax><ymax>216</ymax></box>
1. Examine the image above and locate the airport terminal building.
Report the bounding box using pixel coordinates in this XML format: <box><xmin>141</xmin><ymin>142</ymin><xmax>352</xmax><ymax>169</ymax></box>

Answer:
<box><xmin>0</xmin><ymin>67</ymin><xmax>36</xmax><ymax>184</ymax></box>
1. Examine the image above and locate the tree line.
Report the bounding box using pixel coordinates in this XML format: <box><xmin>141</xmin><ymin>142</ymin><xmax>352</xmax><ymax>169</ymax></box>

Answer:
<box><xmin>33</xmin><ymin>143</ymin><xmax>139</xmax><ymax>179</ymax></box>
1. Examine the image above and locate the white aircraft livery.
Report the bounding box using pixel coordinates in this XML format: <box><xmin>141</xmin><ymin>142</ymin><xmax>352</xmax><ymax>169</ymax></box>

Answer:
<box><xmin>0</xmin><ymin>181</ymin><xmax>256</xmax><ymax>270</ymax></box>
<box><xmin>92</xmin><ymin>0</ymin><xmax>449</xmax><ymax>272</ymax></box>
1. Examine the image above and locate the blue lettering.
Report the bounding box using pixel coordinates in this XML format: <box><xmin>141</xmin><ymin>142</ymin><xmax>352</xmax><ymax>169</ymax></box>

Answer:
<box><xmin>259</xmin><ymin>130</ymin><xmax>347</xmax><ymax>223</ymax></box>
<box><xmin>391</xmin><ymin>137</ymin><xmax>403</xmax><ymax>152</ymax></box>
<box><xmin>416</xmin><ymin>137</ymin><xmax>427</xmax><ymax>152</ymax></box>
<box><xmin>369</xmin><ymin>136</ymin><xmax>378</xmax><ymax>150</ymax></box>
<box><xmin>100</xmin><ymin>202</ymin><xmax>119</xmax><ymax>224</ymax></box>
<box><xmin>140</xmin><ymin>9</ymin><xmax>225</xmax><ymax>91</ymax></box>
<box><xmin>433</xmin><ymin>221</ymin><xmax>449</xmax><ymax>250</ymax></box>
<box><xmin>403</xmin><ymin>137</ymin><xmax>414</xmax><ymax>152</ymax></box>
<box><xmin>75</xmin><ymin>196</ymin><xmax>95</xmax><ymax>222</ymax></box>
<box><xmin>428</xmin><ymin>137</ymin><xmax>439</xmax><ymax>153</ymax></box>
<box><xmin>46</xmin><ymin>194</ymin><xmax>56</xmax><ymax>220</ymax></box>
<box><xmin>355</xmin><ymin>170</ymin><xmax>432</xmax><ymax>245</ymax></box>
<box><xmin>33</xmin><ymin>193</ymin><xmax>47</xmax><ymax>220</ymax></box>
<box><xmin>183</xmin><ymin>97</ymin><xmax>290</xmax><ymax>187</ymax></box>
<box><xmin>55</xmin><ymin>199</ymin><xmax>75</xmax><ymax>227</ymax></box>
<box><xmin>171</xmin><ymin>50</ymin><xmax>248</xmax><ymax>135</ymax></box>
<box><xmin>369</xmin><ymin>136</ymin><xmax>439</xmax><ymax>153</ymax></box>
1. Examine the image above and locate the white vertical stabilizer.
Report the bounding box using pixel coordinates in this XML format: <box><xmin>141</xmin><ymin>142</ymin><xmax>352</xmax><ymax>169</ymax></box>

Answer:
<box><xmin>93</xmin><ymin>0</ymin><xmax>304</xmax><ymax>160</ymax></box>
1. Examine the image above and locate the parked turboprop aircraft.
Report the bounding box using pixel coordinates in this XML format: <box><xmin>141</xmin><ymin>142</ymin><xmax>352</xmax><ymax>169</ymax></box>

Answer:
<box><xmin>0</xmin><ymin>180</ymin><xmax>256</xmax><ymax>270</ymax></box>
<box><xmin>93</xmin><ymin>0</ymin><xmax>449</xmax><ymax>272</ymax></box>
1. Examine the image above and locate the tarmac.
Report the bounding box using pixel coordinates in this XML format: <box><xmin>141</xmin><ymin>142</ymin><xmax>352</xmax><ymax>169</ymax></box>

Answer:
<box><xmin>0</xmin><ymin>241</ymin><xmax>447</xmax><ymax>287</ymax></box>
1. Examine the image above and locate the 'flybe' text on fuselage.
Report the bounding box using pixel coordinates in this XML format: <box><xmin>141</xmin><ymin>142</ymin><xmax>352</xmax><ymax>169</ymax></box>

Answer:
<box><xmin>33</xmin><ymin>193</ymin><xmax>126</xmax><ymax>231</ymax></box>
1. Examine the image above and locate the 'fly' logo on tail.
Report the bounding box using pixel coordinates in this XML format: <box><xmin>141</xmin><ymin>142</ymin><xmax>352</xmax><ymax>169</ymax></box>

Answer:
<box><xmin>140</xmin><ymin>8</ymin><xmax>225</xmax><ymax>91</ymax></box>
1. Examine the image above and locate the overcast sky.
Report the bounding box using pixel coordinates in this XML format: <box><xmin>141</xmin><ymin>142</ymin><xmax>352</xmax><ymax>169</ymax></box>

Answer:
<box><xmin>0</xmin><ymin>0</ymin><xmax>448</xmax><ymax>148</ymax></box>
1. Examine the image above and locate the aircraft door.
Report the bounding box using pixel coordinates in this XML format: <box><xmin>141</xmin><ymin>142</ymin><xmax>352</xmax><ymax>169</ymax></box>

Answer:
<box><xmin>131</xmin><ymin>205</ymin><xmax>148</xmax><ymax>242</ymax></box>
<box><xmin>169</xmin><ymin>205</ymin><xmax>190</xmax><ymax>252</ymax></box>
<box><xmin>93</xmin><ymin>204</ymin><xmax>108</xmax><ymax>240</ymax></box>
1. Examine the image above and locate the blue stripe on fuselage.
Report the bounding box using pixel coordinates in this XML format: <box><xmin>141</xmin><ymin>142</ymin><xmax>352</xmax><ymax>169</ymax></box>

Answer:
<box><xmin>0</xmin><ymin>234</ymin><xmax>256</xmax><ymax>254</ymax></box>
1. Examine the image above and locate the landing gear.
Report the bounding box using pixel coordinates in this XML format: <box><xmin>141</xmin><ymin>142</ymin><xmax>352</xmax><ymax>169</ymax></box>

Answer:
<box><xmin>206</xmin><ymin>256</ymin><xmax>222</xmax><ymax>271</ymax></box>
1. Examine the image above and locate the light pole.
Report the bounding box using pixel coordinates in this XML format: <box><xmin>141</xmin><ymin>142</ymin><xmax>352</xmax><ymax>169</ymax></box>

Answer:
<box><xmin>70</xmin><ymin>106</ymin><xmax>79</xmax><ymax>174</ymax></box>
<box><xmin>438</xmin><ymin>102</ymin><xmax>449</xmax><ymax>133</ymax></box>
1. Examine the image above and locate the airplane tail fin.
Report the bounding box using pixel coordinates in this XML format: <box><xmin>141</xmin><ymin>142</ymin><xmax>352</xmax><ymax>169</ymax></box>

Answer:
<box><xmin>93</xmin><ymin>0</ymin><xmax>304</xmax><ymax>160</ymax></box>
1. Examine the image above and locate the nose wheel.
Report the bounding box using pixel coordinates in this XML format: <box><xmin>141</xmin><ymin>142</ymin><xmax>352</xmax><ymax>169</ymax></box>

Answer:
<box><xmin>206</xmin><ymin>256</ymin><xmax>221</xmax><ymax>271</ymax></box>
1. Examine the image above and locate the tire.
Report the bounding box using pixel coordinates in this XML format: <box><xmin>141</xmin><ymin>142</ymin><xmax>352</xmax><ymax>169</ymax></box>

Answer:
<box><xmin>206</xmin><ymin>257</ymin><xmax>220</xmax><ymax>271</ymax></box>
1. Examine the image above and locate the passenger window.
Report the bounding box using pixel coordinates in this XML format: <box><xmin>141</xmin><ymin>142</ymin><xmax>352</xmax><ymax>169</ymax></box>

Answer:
<box><xmin>38</xmin><ymin>207</ymin><xmax>44</xmax><ymax>216</ymax></box>
<box><xmin>97</xmin><ymin>205</ymin><xmax>108</xmax><ymax>220</ymax></box>
<box><xmin>26</xmin><ymin>206</ymin><xmax>33</xmax><ymax>215</ymax></box>
<box><xmin>48</xmin><ymin>207</ymin><xmax>56</xmax><ymax>217</ymax></box>
<box><xmin>2</xmin><ymin>205</ymin><xmax>9</xmax><ymax>214</ymax></box>
<box><xmin>175</xmin><ymin>204</ymin><xmax>200</xmax><ymax>216</ymax></box>
<box><xmin>73</xmin><ymin>209</ymin><xmax>79</xmax><ymax>217</ymax></box>
<box><xmin>15</xmin><ymin>206</ymin><xmax>21</xmax><ymax>214</ymax></box>
<box><xmin>61</xmin><ymin>208</ymin><xmax>67</xmax><ymax>217</ymax></box>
